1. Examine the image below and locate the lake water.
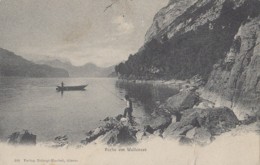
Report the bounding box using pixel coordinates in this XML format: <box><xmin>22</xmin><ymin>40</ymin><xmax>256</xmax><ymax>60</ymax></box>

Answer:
<box><xmin>0</xmin><ymin>77</ymin><xmax>178</xmax><ymax>143</ymax></box>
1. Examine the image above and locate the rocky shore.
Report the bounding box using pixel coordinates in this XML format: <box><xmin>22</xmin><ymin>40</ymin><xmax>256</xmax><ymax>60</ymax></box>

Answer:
<box><xmin>7</xmin><ymin>77</ymin><xmax>259</xmax><ymax>147</ymax></box>
<box><xmin>79</xmin><ymin>78</ymin><xmax>258</xmax><ymax>146</ymax></box>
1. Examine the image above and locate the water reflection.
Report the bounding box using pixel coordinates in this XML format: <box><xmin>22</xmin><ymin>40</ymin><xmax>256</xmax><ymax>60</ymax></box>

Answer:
<box><xmin>115</xmin><ymin>81</ymin><xmax>179</xmax><ymax>114</ymax></box>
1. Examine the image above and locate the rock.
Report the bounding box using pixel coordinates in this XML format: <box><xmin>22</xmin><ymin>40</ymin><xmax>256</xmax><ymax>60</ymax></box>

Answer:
<box><xmin>145</xmin><ymin>0</ymin><xmax>197</xmax><ymax>43</ymax></box>
<box><xmin>256</xmin><ymin>109</ymin><xmax>260</xmax><ymax>121</ymax></box>
<box><xmin>163</xmin><ymin>107</ymin><xmax>239</xmax><ymax>140</ymax></box>
<box><xmin>165</xmin><ymin>91</ymin><xmax>199</xmax><ymax>113</ymax></box>
<box><xmin>163</xmin><ymin>122</ymin><xmax>194</xmax><ymax>139</ymax></box>
<box><xmin>193</xmin><ymin>100</ymin><xmax>215</xmax><ymax>109</ymax></box>
<box><xmin>115</xmin><ymin>114</ymin><xmax>124</xmax><ymax>121</ymax></box>
<box><xmin>153</xmin><ymin>129</ymin><xmax>163</xmax><ymax>137</ymax></box>
<box><xmin>136</xmin><ymin>131</ymin><xmax>145</xmax><ymax>142</ymax></box>
<box><xmin>103</xmin><ymin>117</ymin><xmax>110</xmax><ymax>121</ymax></box>
<box><xmin>171</xmin><ymin>115</ymin><xmax>177</xmax><ymax>123</ymax></box>
<box><xmin>181</xmin><ymin>107</ymin><xmax>240</xmax><ymax>135</ymax></box>
<box><xmin>8</xmin><ymin>130</ymin><xmax>36</xmax><ymax>145</ymax></box>
<box><xmin>202</xmin><ymin>107</ymin><xmax>239</xmax><ymax>135</ymax></box>
<box><xmin>193</xmin><ymin>128</ymin><xmax>212</xmax><ymax>145</ymax></box>
<box><xmin>143</xmin><ymin>114</ymin><xmax>171</xmax><ymax>130</ymax></box>
<box><xmin>96</xmin><ymin>129</ymin><xmax>120</xmax><ymax>145</ymax></box>
<box><xmin>95</xmin><ymin>126</ymin><xmax>137</xmax><ymax>145</ymax></box>
<box><xmin>186</xmin><ymin>127</ymin><xmax>196</xmax><ymax>139</ymax></box>
<box><xmin>85</xmin><ymin>127</ymin><xmax>110</xmax><ymax>144</ymax></box>
<box><xmin>52</xmin><ymin>135</ymin><xmax>69</xmax><ymax>148</ymax></box>
<box><xmin>241</xmin><ymin>115</ymin><xmax>257</xmax><ymax>125</ymax></box>
<box><xmin>179</xmin><ymin>136</ymin><xmax>193</xmax><ymax>145</ymax></box>
<box><xmin>189</xmin><ymin>75</ymin><xmax>205</xmax><ymax>87</ymax></box>
<box><xmin>144</xmin><ymin>125</ymin><xmax>154</xmax><ymax>134</ymax></box>
<box><xmin>83</xmin><ymin>114</ymin><xmax>140</xmax><ymax>145</ymax></box>
<box><xmin>141</xmin><ymin>132</ymin><xmax>157</xmax><ymax>141</ymax></box>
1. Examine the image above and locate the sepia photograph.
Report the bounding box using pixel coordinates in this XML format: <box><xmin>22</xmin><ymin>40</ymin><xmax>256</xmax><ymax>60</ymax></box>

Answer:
<box><xmin>0</xmin><ymin>0</ymin><xmax>259</xmax><ymax>165</ymax></box>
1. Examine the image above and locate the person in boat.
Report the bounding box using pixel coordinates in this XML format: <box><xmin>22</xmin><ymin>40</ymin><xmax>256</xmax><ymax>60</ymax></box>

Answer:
<box><xmin>123</xmin><ymin>95</ymin><xmax>133</xmax><ymax>124</ymax></box>
<box><xmin>61</xmin><ymin>81</ymin><xmax>64</xmax><ymax>88</ymax></box>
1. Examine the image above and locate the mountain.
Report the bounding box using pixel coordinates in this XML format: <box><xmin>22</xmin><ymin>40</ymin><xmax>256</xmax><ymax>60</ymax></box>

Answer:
<box><xmin>0</xmin><ymin>48</ymin><xmax>69</xmax><ymax>77</ymax></box>
<box><xmin>37</xmin><ymin>59</ymin><xmax>115</xmax><ymax>77</ymax></box>
<box><xmin>115</xmin><ymin>0</ymin><xmax>260</xmax><ymax>119</ymax></box>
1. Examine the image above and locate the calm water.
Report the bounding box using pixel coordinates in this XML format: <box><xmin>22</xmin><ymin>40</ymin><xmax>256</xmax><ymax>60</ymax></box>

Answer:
<box><xmin>0</xmin><ymin>77</ymin><xmax>177</xmax><ymax>143</ymax></box>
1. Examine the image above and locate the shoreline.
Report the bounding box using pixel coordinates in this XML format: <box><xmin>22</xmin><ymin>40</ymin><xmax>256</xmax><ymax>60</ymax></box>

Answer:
<box><xmin>4</xmin><ymin>78</ymin><xmax>259</xmax><ymax>147</ymax></box>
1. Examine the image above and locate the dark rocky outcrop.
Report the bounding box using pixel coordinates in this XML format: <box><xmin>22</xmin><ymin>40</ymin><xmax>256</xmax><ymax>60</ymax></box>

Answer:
<box><xmin>7</xmin><ymin>130</ymin><xmax>36</xmax><ymax>145</ymax></box>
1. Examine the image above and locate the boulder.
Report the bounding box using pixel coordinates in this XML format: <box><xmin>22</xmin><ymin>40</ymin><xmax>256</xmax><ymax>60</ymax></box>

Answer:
<box><xmin>84</xmin><ymin>117</ymin><xmax>120</xmax><ymax>144</ymax></box>
<box><xmin>95</xmin><ymin>126</ymin><xmax>137</xmax><ymax>145</ymax></box>
<box><xmin>179</xmin><ymin>136</ymin><xmax>193</xmax><ymax>145</ymax></box>
<box><xmin>240</xmin><ymin>115</ymin><xmax>257</xmax><ymax>125</ymax></box>
<box><xmin>181</xmin><ymin>107</ymin><xmax>239</xmax><ymax>135</ymax></box>
<box><xmin>85</xmin><ymin>127</ymin><xmax>108</xmax><ymax>143</ymax></box>
<box><xmin>142</xmin><ymin>114</ymin><xmax>171</xmax><ymax>130</ymax></box>
<box><xmin>165</xmin><ymin>91</ymin><xmax>199</xmax><ymax>113</ymax></box>
<box><xmin>8</xmin><ymin>130</ymin><xmax>36</xmax><ymax>145</ymax></box>
<box><xmin>96</xmin><ymin>129</ymin><xmax>120</xmax><ymax>145</ymax></box>
<box><xmin>186</xmin><ymin>127</ymin><xmax>196</xmax><ymax>139</ymax></box>
<box><xmin>144</xmin><ymin>125</ymin><xmax>154</xmax><ymax>134</ymax></box>
<box><xmin>135</xmin><ymin>131</ymin><xmax>145</xmax><ymax>142</ymax></box>
<box><xmin>153</xmin><ymin>129</ymin><xmax>163</xmax><ymax>137</ymax></box>
<box><xmin>193</xmin><ymin>128</ymin><xmax>212</xmax><ymax>145</ymax></box>
<box><xmin>83</xmin><ymin>114</ymin><xmax>139</xmax><ymax>145</ymax></box>
<box><xmin>163</xmin><ymin>122</ymin><xmax>194</xmax><ymax>138</ymax></box>
<box><xmin>52</xmin><ymin>135</ymin><xmax>69</xmax><ymax>148</ymax></box>
<box><xmin>163</xmin><ymin>107</ymin><xmax>239</xmax><ymax>140</ymax></box>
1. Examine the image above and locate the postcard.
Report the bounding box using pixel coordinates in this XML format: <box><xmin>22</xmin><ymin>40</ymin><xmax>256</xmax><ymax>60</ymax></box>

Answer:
<box><xmin>0</xmin><ymin>0</ymin><xmax>259</xmax><ymax>165</ymax></box>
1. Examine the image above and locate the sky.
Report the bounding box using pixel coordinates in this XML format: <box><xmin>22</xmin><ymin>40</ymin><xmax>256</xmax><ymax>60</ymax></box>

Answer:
<box><xmin>0</xmin><ymin>0</ymin><xmax>168</xmax><ymax>67</ymax></box>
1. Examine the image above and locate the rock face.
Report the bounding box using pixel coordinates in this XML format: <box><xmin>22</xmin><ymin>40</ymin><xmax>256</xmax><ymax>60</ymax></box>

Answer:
<box><xmin>145</xmin><ymin>0</ymin><xmax>198</xmax><ymax>43</ymax></box>
<box><xmin>115</xmin><ymin>0</ymin><xmax>260</xmax><ymax>118</ymax></box>
<box><xmin>202</xmin><ymin>16</ymin><xmax>260</xmax><ymax>119</ymax></box>
<box><xmin>7</xmin><ymin>130</ymin><xmax>36</xmax><ymax>145</ymax></box>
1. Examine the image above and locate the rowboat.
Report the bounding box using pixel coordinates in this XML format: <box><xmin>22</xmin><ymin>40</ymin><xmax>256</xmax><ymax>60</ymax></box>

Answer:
<box><xmin>56</xmin><ymin>85</ymin><xmax>87</xmax><ymax>91</ymax></box>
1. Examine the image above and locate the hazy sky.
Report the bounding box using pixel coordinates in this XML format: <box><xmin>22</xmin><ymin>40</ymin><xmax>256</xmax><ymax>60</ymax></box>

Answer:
<box><xmin>0</xmin><ymin>0</ymin><xmax>168</xmax><ymax>66</ymax></box>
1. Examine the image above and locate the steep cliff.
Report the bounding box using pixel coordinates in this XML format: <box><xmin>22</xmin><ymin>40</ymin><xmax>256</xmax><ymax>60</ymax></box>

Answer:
<box><xmin>0</xmin><ymin>48</ymin><xmax>69</xmax><ymax>77</ymax></box>
<box><xmin>116</xmin><ymin>0</ymin><xmax>260</xmax><ymax>118</ymax></box>
<box><xmin>202</xmin><ymin>16</ymin><xmax>260</xmax><ymax>119</ymax></box>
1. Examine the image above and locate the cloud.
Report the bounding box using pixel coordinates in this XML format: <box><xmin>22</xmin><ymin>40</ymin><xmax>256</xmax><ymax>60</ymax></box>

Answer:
<box><xmin>112</xmin><ymin>16</ymin><xmax>134</xmax><ymax>34</ymax></box>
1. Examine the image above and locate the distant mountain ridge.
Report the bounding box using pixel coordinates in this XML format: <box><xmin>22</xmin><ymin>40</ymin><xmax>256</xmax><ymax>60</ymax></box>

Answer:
<box><xmin>0</xmin><ymin>48</ymin><xmax>69</xmax><ymax>77</ymax></box>
<box><xmin>37</xmin><ymin>59</ymin><xmax>115</xmax><ymax>77</ymax></box>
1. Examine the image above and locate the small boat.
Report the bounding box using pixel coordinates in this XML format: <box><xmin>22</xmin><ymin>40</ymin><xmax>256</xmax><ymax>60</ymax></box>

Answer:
<box><xmin>56</xmin><ymin>85</ymin><xmax>87</xmax><ymax>91</ymax></box>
